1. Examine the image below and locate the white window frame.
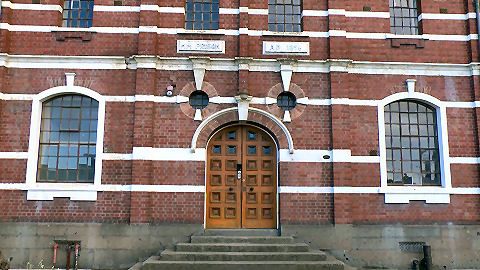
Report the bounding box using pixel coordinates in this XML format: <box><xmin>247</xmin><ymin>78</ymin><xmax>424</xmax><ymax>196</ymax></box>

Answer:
<box><xmin>378</xmin><ymin>91</ymin><xmax>452</xmax><ymax>204</ymax></box>
<box><xmin>25</xmin><ymin>85</ymin><xmax>105</xmax><ymax>201</ymax></box>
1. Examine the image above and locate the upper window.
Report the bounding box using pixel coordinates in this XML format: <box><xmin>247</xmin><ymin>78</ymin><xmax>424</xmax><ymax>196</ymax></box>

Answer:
<box><xmin>268</xmin><ymin>0</ymin><xmax>302</xmax><ymax>32</ymax></box>
<box><xmin>185</xmin><ymin>0</ymin><xmax>219</xmax><ymax>30</ymax></box>
<box><xmin>384</xmin><ymin>100</ymin><xmax>440</xmax><ymax>186</ymax></box>
<box><xmin>37</xmin><ymin>95</ymin><xmax>98</xmax><ymax>183</ymax></box>
<box><xmin>389</xmin><ymin>0</ymin><xmax>420</xmax><ymax>35</ymax></box>
<box><xmin>62</xmin><ymin>0</ymin><xmax>94</xmax><ymax>28</ymax></box>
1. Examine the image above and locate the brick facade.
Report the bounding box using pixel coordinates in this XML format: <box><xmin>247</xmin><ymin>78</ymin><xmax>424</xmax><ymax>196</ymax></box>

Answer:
<box><xmin>0</xmin><ymin>0</ymin><xmax>479</xmax><ymax>228</ymax></box>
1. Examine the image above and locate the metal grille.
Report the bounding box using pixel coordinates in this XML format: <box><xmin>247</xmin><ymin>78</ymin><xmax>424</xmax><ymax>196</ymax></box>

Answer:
<box><xmin>389</xmin><ymin>0</ymin><xmax>419</xmax><ymax>35</ymax></box>
<box><xmin>399</xmin><ymin>242</ymin><xmax>425</xmax><ymax>253</ymax></box>
<box><xmin>277</xmin><ymin>92</ymin><xmax>297</xmax><ymax>111</ymax></box>
<box><xmin>189</xmin><ymin>91</ymin><xmax>209</xmax><ymax>109</ymax></box>
<box><xmin>384</xmin><ymin>100</ymin><xmax>441</xmax><ymax>186</ymax></box>
<box><xmin>185</xmin><ymin>0</ymin><xmax>219</xmax><ymax>30</ymax></box>
<box><xmin>268</xmin><ymin>0</ymin><xmax>302</xmax><ymax>32</ymax></box>
<box><xmin>37</xmin><ymin>95</ymin><xmax>98</xmax><ymax>183</ymax></box>
<box><xmin>62</xmin><ymin>0</ymin><xmax>94</xmax><ymax>28</ymax></box>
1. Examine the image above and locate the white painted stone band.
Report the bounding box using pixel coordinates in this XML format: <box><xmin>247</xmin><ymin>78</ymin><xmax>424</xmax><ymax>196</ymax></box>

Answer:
<box><xmin>2</xmin><ymin>150</ymin><xmax>480</xmax><ymax>164</ymax></box>
<box><xmin>1</xmin><ymin>183</ymin><xmax>480</xmax><ymax>194</ymax></box>
<box><xmin>0</xmin><ymin>23</ymin><xmax>478</xmax><ymax>41</ymax></box>
<box><xmin>1</xmin><ymin>54</ymin><xmax>480</xmax><ymax>77</ymax></box>
<box><xmin>3</xmin><ymin>93</ymin><xmax>480</xmax><ymax>110</ymax></box>
<box><xmin>1</xmin><ymin>1</ymin><xmax>476</xmax><ymax>21</ymax></box>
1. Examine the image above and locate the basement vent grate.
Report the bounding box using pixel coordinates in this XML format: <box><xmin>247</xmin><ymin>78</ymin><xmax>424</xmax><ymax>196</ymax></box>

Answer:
<box><xmin>399</xmin><ymin>242</ymin><xmax>425</xmax><ymax>253</ymax></box>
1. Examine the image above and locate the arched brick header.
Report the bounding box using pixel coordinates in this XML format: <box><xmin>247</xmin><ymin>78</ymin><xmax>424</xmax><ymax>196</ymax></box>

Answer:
<box><xmin>191</xmin><ymin>107</ymin><xmax>294</xmax><ymax>153</ymax></box>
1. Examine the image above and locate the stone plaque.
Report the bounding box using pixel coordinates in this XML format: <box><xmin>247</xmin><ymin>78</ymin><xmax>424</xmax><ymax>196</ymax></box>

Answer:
<box><xmin>263</xmin><ymin>41</ymin><xmax>309</xmax><ymax>55</ymax></box>
<box><xmin>177</xmin><ymin>40</ymin><xmax>225</xmax><ymax>54</ymax></box>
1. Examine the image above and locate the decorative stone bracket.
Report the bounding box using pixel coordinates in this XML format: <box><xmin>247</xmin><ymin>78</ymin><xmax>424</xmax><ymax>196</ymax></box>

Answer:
<box><xmin>190</xmin><ymin>57</ymin><xmax>210</xmax><ymax>91</ymax></box>
<box><xmin>235</xmin><ymin>93</ymin><xmax>253</xmax><ymax>121</ymax></box>
<box><xmin>406</xmin><ymin>79</ymin><xmax>416</xmax><ymax>93</ymax></box>
<box><xmin>278</xmin><ymin>59</ymin><xmax>296</xmax><ymax>92</ymax></box>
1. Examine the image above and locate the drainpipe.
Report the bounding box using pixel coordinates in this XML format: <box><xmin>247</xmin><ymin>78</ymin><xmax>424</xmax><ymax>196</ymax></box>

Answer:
<box><xmin>423</xmin><ymin>245</ymin><xmax>432</xmax><ymax>270</ymax></box>
<box><xmin>476</xmin><ymin>0</ymin><xmax>480</xmax><ymax>61</ymax></box>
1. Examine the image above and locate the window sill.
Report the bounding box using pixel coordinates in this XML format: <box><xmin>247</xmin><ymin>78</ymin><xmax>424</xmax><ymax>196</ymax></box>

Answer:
<box><xmin>386</xmin><ymin>34</ymin><xmax>428</xmax><ymax>48</ymax></box>
<box><xmin>27</xmin><ymin>183</ymin><xmax>97</xmax><ymax>201</ymax></box>
<box><xmin>381</xmin><ymin>187</ymin><xmax>450</xmax><ymax>203</ymax></box>
<box><xmin>262</xmin><ymin>31</ymin><xmax>310</xmax><ymax>37</ymax></box>
<box><xmin>53</xmin><ymin>28</ymin><xmax>94</xmax><ymax>41</ymax></box>
<box><xmin>177</xmin><ymin>29</ymin><xmax>226</xmax><ymax>35</ymax></box>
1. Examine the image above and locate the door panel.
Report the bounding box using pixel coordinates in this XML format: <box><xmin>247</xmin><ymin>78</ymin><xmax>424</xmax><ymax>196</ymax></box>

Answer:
<box><xmin>206</xmin><ymin>125</ymin><xmax>277</xmax><ymax>229</ymax></box>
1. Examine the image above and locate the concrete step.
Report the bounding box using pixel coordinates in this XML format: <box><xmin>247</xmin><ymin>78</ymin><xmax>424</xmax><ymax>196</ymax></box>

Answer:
<box><xmin>191</xmin><ymin>235</ymin><xmax>295</xmax><ymax>244</ymax></box>
<box><xmin>203</xmin><ymin>229</ymin><xmax>279</xmax><ymax>236</ymax></box>
<box><xmin>175</xmin><ymin>242</ymin><xmax>310</xmax><ymax>252</ymax></box>
<box><xmin>142</xmin><ymin>260</ymin><xmax>344</xmax><ymax>270</ymax></box>
<box><xmin>160</xmin><ymin>249</ymin><xmax>327</xmax><ymax>261</ymax></box>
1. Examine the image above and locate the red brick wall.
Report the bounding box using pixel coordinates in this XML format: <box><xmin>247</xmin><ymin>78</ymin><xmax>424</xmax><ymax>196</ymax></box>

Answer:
<box><xmin>0</xmin><ymin>0</ymin><xmax>479</xmax><ymax>226</ymax></box>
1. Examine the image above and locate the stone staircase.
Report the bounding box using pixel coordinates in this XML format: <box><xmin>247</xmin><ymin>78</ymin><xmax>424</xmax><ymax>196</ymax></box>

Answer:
<box><xmin>129</xmin><ymin>230</ymin><xmax>345</xmax><ymax>270</ymax></box>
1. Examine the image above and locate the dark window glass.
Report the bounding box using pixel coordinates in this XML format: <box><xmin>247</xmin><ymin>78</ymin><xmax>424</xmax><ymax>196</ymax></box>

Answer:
<box><xmin>277</xmin><ymin>92</ymin><xmax>297</xmax><ymax>111</ymax></box>
<box><xmin>185</xmin><ymin>0</ymin><xmax>219</xmax><ymax>30</ymax></box>
<box><xmin>37</xmin><ymin>95</ymin><xmax>98</xmax><ymax>183</ymax></box>
<box><xmin>189</xmin><ymin>91</ymin><xmax>209</xmax><ymax>109</ymax></box>
<box><xmin>385</xmin><ymin>100</ymin><xmax>440</xmax><ymax>186</ymax></box>
<box><xmin>268</xmin><ymin>0</ymin><xmax>302</xmax><ymax>32</ymax></box>
<box><xmin>62</xmin><ymin>0</ymin><xmax>93</xmax><ymax>27</ymax></box>
<box><xmin>389</xmin><ymin>0</ymin><xmax>420</xmax><ymax>35</ymax></box>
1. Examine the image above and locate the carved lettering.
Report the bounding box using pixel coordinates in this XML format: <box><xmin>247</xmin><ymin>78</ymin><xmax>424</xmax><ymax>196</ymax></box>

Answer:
<box><xmin>177</xmin><ymin>40</ymin><xmax>225</xmax><ymax>54</ymax></box>
<box><xmin>263</xmin><ymin>41</ymin><xmax>309</xmax><ymax>55</ymax></box>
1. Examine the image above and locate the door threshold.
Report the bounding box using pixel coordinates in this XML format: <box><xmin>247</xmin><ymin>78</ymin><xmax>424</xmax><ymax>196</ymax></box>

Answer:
<box><xmin>203</xmin><ymin>229</ymin><xmax>280</xmax><ymax>236</ymax></box>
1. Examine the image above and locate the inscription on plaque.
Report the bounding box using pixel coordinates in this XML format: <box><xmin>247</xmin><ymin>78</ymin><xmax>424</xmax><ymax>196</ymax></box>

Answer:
<box><xmin>177</xmin><ymin>40</ymin><xmax>226</xmax><ymax>54</ymax></box>
<box><xmin>263</xmin><ymin>41</ymin><xmax>309</xmax><ymax>55</ymax></box>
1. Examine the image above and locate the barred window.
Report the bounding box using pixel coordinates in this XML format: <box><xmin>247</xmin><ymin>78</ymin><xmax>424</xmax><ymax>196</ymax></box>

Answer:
<box><xmin>389</xmin><ymin>0</ymin><xmax>420</xmax><ymax>35</ymax></box>
<box><xmin>37</xmin><ymin>95</ymin><xmax>98</xmax><ymax>183</ymax></box>
<box><xmin>185</xmin><ymin>0</ymin><xmax>219</xmax><ymax>30</ymax></box>
<box><xmin>277</xmin><ymin>92</ymin><xmax>297</xmax><ymax>111</ymax></box>
<box><xmin>62</xmin><ymin>0</ymin><xmax>94</xmax><ymax>28</ymax></box>
<box><xmin>189</xmin><ymin>91</ymin><xmax>209</xmax><ymax>109</ymax></box>
<box><xmin>384</xmin><ymin>100</ymin><xmax>441</xmax><ymax>186</ymax></box>
<box><xmin>268</xmin><ymin>0</ymin><xmax>302</xmax><ymax>32</ymax></box>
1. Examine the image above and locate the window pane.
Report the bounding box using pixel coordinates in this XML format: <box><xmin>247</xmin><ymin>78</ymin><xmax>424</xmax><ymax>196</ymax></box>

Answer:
<box><xmin>37</xmin><ymin>95</ymin><xmax>98</xmax><ymax>183</ymax></box>
<box><xmin>384</xmin><ymin>101</ymin><xmax>440</xmax><ymax>186</ymax></box>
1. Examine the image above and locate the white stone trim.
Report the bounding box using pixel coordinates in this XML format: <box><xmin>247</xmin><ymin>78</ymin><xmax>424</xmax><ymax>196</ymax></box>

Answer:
<box><xmin>133</xmin><ymin>147</ymin><xmax>206</xmax><ymax>161</ymax></box>
<box><xmin>449</xmin><ymin>157</ymin><xmax>480</xmax><ymax>164</ymax></box>
<box><xmin>190</xmin><ymin>107</ymin><xmax>294</xmax><ymax>154</ymax></box>
<box><xmin>0</xmin><ymin>152</ymin><xmax>29</xmax><ymax>159</ymax></box>
<box><xmin>6</xmin><ymin>92</ymin><xmax>480</xmax><ymax>111</ymax></box>
<box><xmin>0</xmin><ymin>23</ymin><xmax>478</xmax><ymax>40</ymax></box>
<box><xmin>419</xmin><ymin>13</ymin><xmax>477</xmax><ymax>21</ymax></box>
<box><xmin>93</xmin><ymin>5</ymin><xmax>141</xmax><ymax>12</ymax></box>
<box><xmin>377</xmin><ymin>89</ymin><xmax>452</xmax><ymax>204</ymax></box>
<box><xmin>1</xmin><ymin>1</ymin><xmax>62</xmax><ymax>11</ymax></box>
<box><xmin>2</xmin><ymin>183</ymin><xmax>480</xmax><ymax>197</ymax></box>
<box><xmin>24</xmin><ymin>82</ymin><xmax>106</xmax><ymax>201</ymax></box>
<box><xmin>1</xmin><ymin>54</ymin><xmax>480</xmax><ymax>77</ymax></box>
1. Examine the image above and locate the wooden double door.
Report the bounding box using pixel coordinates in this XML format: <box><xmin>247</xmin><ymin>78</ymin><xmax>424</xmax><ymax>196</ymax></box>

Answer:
<box><xmin>206</xmin><ymin>125</ymin><xmax>277</xmax><ymax>228</ymax></box>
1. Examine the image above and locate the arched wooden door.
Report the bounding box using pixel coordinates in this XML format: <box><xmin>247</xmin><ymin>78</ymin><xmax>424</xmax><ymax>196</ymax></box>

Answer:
<box><xmin>206</xmin><ymin>125</ymin><xmax>277</xmax><ymax>229</ymax></box>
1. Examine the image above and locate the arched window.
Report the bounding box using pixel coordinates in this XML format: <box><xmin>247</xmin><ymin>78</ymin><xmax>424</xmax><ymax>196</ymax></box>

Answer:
<box><xmin>37</xmin><ymin>95</ymin><xmax>98</xmax><ymax>183</ymax></box>
<box><xmin>384</xmin><ymin>100</ymin><xmax>441</xmax><ymax>186</ymax></box>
